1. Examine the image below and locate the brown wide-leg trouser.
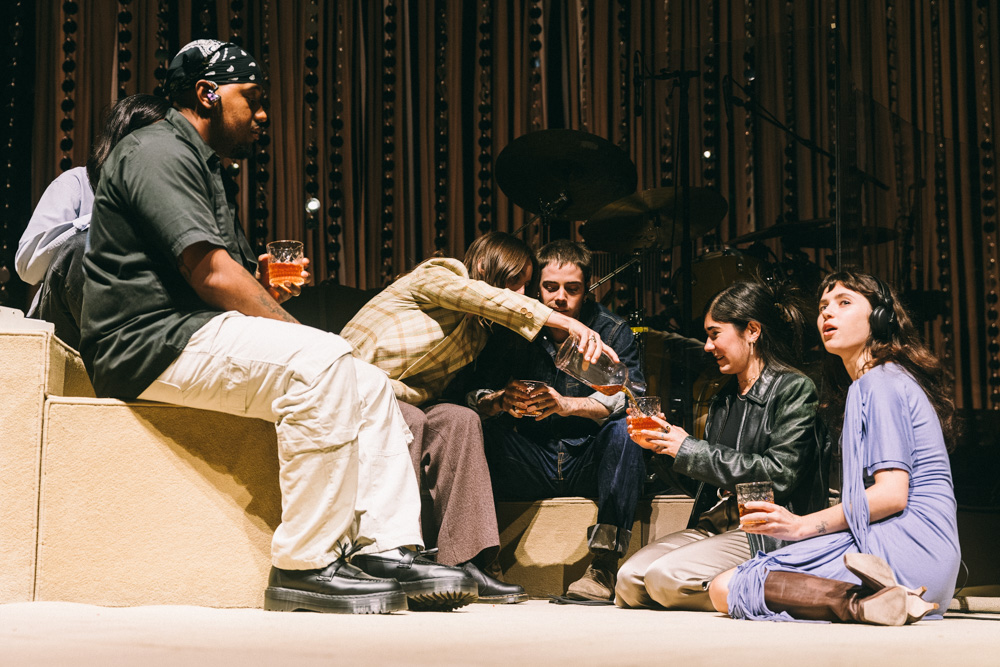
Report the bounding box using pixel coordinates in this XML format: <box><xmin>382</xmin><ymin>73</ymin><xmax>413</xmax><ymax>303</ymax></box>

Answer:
<box><xmin>398</xmin><ymin>401</ymin><xmax>500</xmax><ymax>566</ymax></box>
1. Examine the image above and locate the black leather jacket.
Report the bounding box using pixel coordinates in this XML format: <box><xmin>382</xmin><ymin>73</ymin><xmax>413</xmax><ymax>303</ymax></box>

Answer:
<box><xmin>665</xmin><ymin>366</ymin><xmax>830</xmax><ymax>554</ymax></box>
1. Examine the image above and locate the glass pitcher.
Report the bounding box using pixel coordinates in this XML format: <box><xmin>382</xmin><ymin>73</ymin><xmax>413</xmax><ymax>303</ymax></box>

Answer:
<box><xmin>554</xmin><ymin>335</ymin><xmax>645</xmax><ymax>402</ymax></box>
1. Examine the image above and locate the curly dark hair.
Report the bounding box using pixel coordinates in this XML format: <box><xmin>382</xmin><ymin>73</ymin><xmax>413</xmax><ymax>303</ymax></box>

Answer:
<box><xmin>817</xmin><ymin>270</ymin><xmax>956</xmax><ymax>449</ymax></box>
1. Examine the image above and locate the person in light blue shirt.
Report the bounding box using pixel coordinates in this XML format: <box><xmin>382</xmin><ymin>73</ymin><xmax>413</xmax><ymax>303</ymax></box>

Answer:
<box><xmin>16</xmin><ymin>94</ymin><xmax>169</xmax><ymax>347</ymax></box>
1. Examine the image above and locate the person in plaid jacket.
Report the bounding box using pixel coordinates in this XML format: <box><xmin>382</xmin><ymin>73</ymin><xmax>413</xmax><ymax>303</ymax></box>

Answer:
<box><xmin>342</xmin><ymin>232</ymin><xmax>614</xmax><ymax>603</ymax></box>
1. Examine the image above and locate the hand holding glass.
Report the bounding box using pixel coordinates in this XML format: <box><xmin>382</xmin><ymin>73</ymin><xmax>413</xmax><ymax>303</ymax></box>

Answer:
<box><xmin>627</xmin><ymin>396</ymin><xmax>662</xmax><ymax>435</ymax></box>
<box><xmin>267</xmin><ymin>240</ymin><xmax>306</xmax><ymax>287</ymax></box>
<box><xmin>736</xmin><ymin>481</ymin><xmax>774</xmax><ymax>527</ymax></box>
<box><xmin>512</xmin><ymin>380</ymin><xmax>547</xmax><ymax>417</ymax></box>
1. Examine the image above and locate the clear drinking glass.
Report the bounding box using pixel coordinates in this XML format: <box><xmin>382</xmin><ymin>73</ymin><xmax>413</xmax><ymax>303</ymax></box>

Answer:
<box><xmin>736</xmin><ymin>481</ymin><xmax>774</xmax><ymax>527</ymax></box>
<box><xmin>627</xmin><ymin>396</ymin><xmax>662</xmax><ymax>435</ymax></box>
<box><xmin>266</xmin><ymin>240</ymin><xmax>306</xmax><ymax>287</ymax></box>
<box><xmin>512</xmin><ymin>380</ymin><xmax>547</xmax><ymax>417</ymax></box>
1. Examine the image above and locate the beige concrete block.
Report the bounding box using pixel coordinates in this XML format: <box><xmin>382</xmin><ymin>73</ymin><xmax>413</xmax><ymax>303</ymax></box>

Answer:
<box><xmin>0</xmin><ymin>331</ymin><xmax>92</xmax><ymax>603</ymax></box>
<box><xmin>496</xmin><ymin>498</ymin><xmax>643</xmax><ymax>598</ymax></box>
<box><xmin>36</xmin><ymin>398</ymin><xmax>280</xmax><ymax>608</ymax></box>
<box><xmin>644</xmin><ymin>495</ymin><xmax>696</xmax><ymax>543</ymax></box>
<box><xmin>48</xmin><ymin>338</ymin><xmax>95</xmax><ymax>399</ymax></box>
<box><xmin>0</xmin><ymin>332</ymin><xmax>49</xmax><ymax>603</ymax></box>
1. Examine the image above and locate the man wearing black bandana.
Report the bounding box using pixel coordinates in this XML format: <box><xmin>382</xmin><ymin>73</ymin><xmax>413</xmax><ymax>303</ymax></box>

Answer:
<box><xmin>80</xmin><ymin>40</ymin><xmax>477</xmax><ymax>614</ymax></box>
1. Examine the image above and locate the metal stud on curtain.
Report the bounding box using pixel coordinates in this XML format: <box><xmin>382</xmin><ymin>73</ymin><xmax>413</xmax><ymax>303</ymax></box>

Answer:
<box><xmin>975</xmin><ymin>2</ymin><xmax>1000</xmax><ymax>408</ymax></box>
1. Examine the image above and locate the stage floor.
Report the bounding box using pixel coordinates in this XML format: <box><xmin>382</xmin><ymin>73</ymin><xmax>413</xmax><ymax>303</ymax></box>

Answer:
<box><xmin>2</xmin><ymin>599</ymin><xmax>998</xmax><ymax>666</ymax></box>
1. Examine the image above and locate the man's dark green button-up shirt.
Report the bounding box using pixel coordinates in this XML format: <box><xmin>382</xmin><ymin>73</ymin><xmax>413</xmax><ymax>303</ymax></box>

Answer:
<box><xmin>81</xmin><ymin>108</ymin><xmax>257</xmax><ymax>399</ymax></box>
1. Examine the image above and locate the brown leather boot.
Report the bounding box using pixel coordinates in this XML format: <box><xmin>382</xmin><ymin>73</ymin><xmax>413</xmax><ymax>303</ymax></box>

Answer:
<box><xmin>565</xmin><ymin>551</ymin><xmax>618</xmax><ymax>602</ymax></box>
<box><xmin>763</xmin><ymin>571</ymin><xmax>935</xmax><ymax>625</ymax></box>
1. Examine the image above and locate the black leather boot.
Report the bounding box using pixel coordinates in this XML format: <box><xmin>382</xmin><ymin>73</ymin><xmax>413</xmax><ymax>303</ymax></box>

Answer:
<box><xmin>264</xmin><ymin>558</ymin><xmax>407</xmax><ymax>614</ymax></box>
<box><xmin>351</xmin><ymin>547</ymin><xmax>479</xmax><ymax>611</ymax></box>
<box><xmin>461</xmin><ymin>561</ymin><xmax>528</xmax><ymax>604</ymax></box>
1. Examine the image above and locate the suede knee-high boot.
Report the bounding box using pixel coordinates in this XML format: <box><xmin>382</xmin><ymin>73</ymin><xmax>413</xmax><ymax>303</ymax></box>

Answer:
<box><xmin>763</xmin><ymin>571</ymin><xmax>936</xmax><ymax>626</ymax></box>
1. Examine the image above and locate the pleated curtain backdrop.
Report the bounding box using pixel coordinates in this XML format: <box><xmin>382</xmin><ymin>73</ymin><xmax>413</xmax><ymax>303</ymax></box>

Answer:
<box><xmin>7</xmin><ymin>0</ymin><xmax>999</xmax><ymax>409</ymax></box>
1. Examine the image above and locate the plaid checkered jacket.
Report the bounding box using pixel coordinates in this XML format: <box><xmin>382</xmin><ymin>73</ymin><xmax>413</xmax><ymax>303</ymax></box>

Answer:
<box><xmin>341</xmin><ymin>258</ymin><xmax>551</xmax><ymax>406</ymax></box>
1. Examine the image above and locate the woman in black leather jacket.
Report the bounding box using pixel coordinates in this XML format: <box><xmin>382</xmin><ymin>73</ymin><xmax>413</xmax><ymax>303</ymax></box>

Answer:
<box><xmin>615</xmin><ymin>280</ymin><xmax>829</xmax><ymax>610</ymax></box>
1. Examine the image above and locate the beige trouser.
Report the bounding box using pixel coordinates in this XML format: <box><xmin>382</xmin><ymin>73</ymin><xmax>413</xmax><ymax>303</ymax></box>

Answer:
<box><xmin>615</xmin><ymin>529</ymin><xmax>752</xmax><ymax>610</ymax></box>
<box><xmin>138</xmin><ymin>312</ymin><xmax>422</xmax><ymax>570</ymax></box>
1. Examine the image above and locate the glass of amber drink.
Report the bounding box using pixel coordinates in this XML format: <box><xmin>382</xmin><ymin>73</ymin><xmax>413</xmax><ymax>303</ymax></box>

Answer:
<box><xmin>267</xmin><ymin>240</ymin><xmax>306</xmax><ymax>287</ymax></box>
<box><xmin>736</xmin><ymin>481</ymin><xmax>774</xmax><ymax>527</ymax></box>
<box><xmin>512</xmin><ymin>380</ymin><xmax>547</xmax><ymax>417</ymax></box>
<box><xmin>627</xmin><ymin>396</ymin><xmax>661</xmax><ymax>435</ymax></box>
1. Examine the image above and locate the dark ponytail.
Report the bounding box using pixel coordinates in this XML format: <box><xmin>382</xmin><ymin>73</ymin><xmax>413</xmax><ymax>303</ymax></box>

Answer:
<box><xmin>706</xmin><ymin>278</ymin><xmax>809</xmax><ymax>373</ymax></box>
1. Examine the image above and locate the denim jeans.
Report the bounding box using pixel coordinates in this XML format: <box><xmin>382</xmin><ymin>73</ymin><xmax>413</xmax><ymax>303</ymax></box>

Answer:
<box><xmin>36</xmin><ymin>230</ymin><xmax>87</xmax><ymax>349</ymax></box>
<box><xmin>483</xmin><ymin>416</ymin><xmax>645</xmax><ymax>556</ymax></box>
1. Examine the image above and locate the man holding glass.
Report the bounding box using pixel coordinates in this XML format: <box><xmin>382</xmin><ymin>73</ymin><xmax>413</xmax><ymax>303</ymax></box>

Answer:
<box><xmin>468</xmin><ymin>240</ymin><xmax>647</xmax><ymax>601</ymax></box>
<box><xmin>79</xmin><ymin>40</ymin><xmax>475</xmax><ymax>614</ymax></box>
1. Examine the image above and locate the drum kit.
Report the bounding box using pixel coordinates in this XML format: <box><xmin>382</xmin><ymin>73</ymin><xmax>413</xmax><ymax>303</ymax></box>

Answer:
<box><xmin>495</xmin><ymin>129</ymin><xmax>897</xmax><ymax>325</ymax></box>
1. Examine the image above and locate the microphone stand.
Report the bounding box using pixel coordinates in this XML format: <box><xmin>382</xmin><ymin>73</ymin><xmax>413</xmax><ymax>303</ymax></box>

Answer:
<box><xmin>658</xmin><ymin>2</ymin><xmax>700</xmax><ymax>434</ymax></box>
<box><xmin>509</xmin><ymin>192</ymin><xmax>570</xmax><ymax>240</ymax></box>
<box><xmin>726</xmin><ymin>74</ymin><xmax>889</xmax><ymax>272</ymax></box>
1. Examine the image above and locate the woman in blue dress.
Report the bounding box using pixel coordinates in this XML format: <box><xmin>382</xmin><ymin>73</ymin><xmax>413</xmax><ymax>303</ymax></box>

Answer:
<box><xmin>708</xmin><ymin>271</ymin><xmax>960</xmax><ymax>625</ymax></box>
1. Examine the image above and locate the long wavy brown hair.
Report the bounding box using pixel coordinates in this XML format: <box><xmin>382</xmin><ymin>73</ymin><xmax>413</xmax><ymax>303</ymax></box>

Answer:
<box><xmin>817</xmin><ymin>270</ymin><xmax>956</xmax><ymax>449</ymax></box>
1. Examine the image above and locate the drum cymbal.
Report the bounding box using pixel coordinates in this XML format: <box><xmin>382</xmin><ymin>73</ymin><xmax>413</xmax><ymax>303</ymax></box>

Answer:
<box><xmin>729</xmin><ymin>219</ymin><xmax>832</xmax><ymax>244</ymax></box>
<box><xmin>787</xmin><ymin>225</ymin><xmax>898</xmax><ymax>247</ymax></box>
<box><xmin>580</xmin><ymin>187</ymin><xmax>728</xmax><ymax>253</ymax></box>
<box><xmin>495</xmin><ymin>130</ymin><xmax>638</xmax><ymax>221</ymax></box>
<box><xmin>731</xmin><ymin>219</ymin><xmax>896</xmax><ymax>248</ymax></box>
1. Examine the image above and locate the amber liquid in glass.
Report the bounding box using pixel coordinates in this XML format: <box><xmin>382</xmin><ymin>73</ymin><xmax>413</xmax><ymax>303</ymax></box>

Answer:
<box><xmin>269</xmin><ymin>262</ymin><xmax>305</xmax><ymax>286</ymax></box>
<box><xmin>738</xmin><ymin>503</ymin><xmax>767</xmax><ymax>527</ymax></box>
<box><xmin>627</xmin><ymin>415</ymin><xmax>659</xmax><ymax>433</ymax></box>
<box><xmin>738</xmin><ymin>485</ymin><xmax>774</xmax><ymax>527</ymax></box>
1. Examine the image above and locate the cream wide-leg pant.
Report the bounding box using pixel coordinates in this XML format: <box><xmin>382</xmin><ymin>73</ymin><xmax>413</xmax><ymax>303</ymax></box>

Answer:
<box><xmin>138</xmin><ymin>312</ymin><xmax>422</xmax><ymax>570</ymax></box>
<box><xmin>615</xmin><ymin>528</ymin><xmax>752</xmax><ymax>610</ymax></box>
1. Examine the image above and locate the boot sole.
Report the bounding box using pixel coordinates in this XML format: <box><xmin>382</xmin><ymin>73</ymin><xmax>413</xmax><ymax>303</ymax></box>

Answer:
<box><xmin>844</xmin><ymin>553</ymin><xmax>926</xmax><ymax>596</ymax></box>
<box><xmin>905</xmin><ymin>595</ymin><xmax>939</xmax><ymax>624</ymax></box>
<box><xmin>264</xmin><ymin>587</ymin><xmax>408</xmax><ymax>614</ymax></box>
<box><xmin>859</xmin><ymin>586</ymin><xmax>907</xmax><ymax>626</ymax></box>
<box><xmin>844</xmin><ymin>553</ymin><xmax>896</xmax><ymax>590</ymax></box>
<box><xmin>400</xmin><ymin>579</ymin><xmax>479</xmax><ymax>611</ymax></box>
<box><xmin>474</xmin><ymin>592</ymin><xmax>529</xmax><ymax>604</ymax></box>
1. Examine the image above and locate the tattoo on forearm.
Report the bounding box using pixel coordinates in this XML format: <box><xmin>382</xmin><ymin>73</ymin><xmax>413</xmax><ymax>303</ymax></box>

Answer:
<box><xmin>815</xmin><ymin>520</ymin><xmax>828</xmax><ymax>535</ymax></box>
<box><xmin>256</xmin><ymin>292</ymin><xmax>297</xmax><ymax>323</ymax></box>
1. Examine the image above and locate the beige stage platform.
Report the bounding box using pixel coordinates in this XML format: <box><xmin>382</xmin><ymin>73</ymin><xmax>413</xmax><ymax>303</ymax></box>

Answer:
<box><xmin>4</xmin><ymin>320</ymin><xmax>999</xmax><ymax>666</ymax></box>
<box><xmin>1</xmin><ymin>599</ymin><xmax>998</xmax><ymax>666</ymax></box>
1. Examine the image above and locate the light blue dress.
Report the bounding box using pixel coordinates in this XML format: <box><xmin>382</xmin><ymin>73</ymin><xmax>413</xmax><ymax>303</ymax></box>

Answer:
<box><xmin>727</xmin><ymin>363</ymin><xmax>960</xmax><ymax>621</ymax></box>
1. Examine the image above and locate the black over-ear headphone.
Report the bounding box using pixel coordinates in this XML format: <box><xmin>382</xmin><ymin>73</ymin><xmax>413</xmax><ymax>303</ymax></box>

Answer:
<box><xmin>869</xmin><ymin>277</ymin><xmax>898</xmax><ymax>341</ymax></box>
